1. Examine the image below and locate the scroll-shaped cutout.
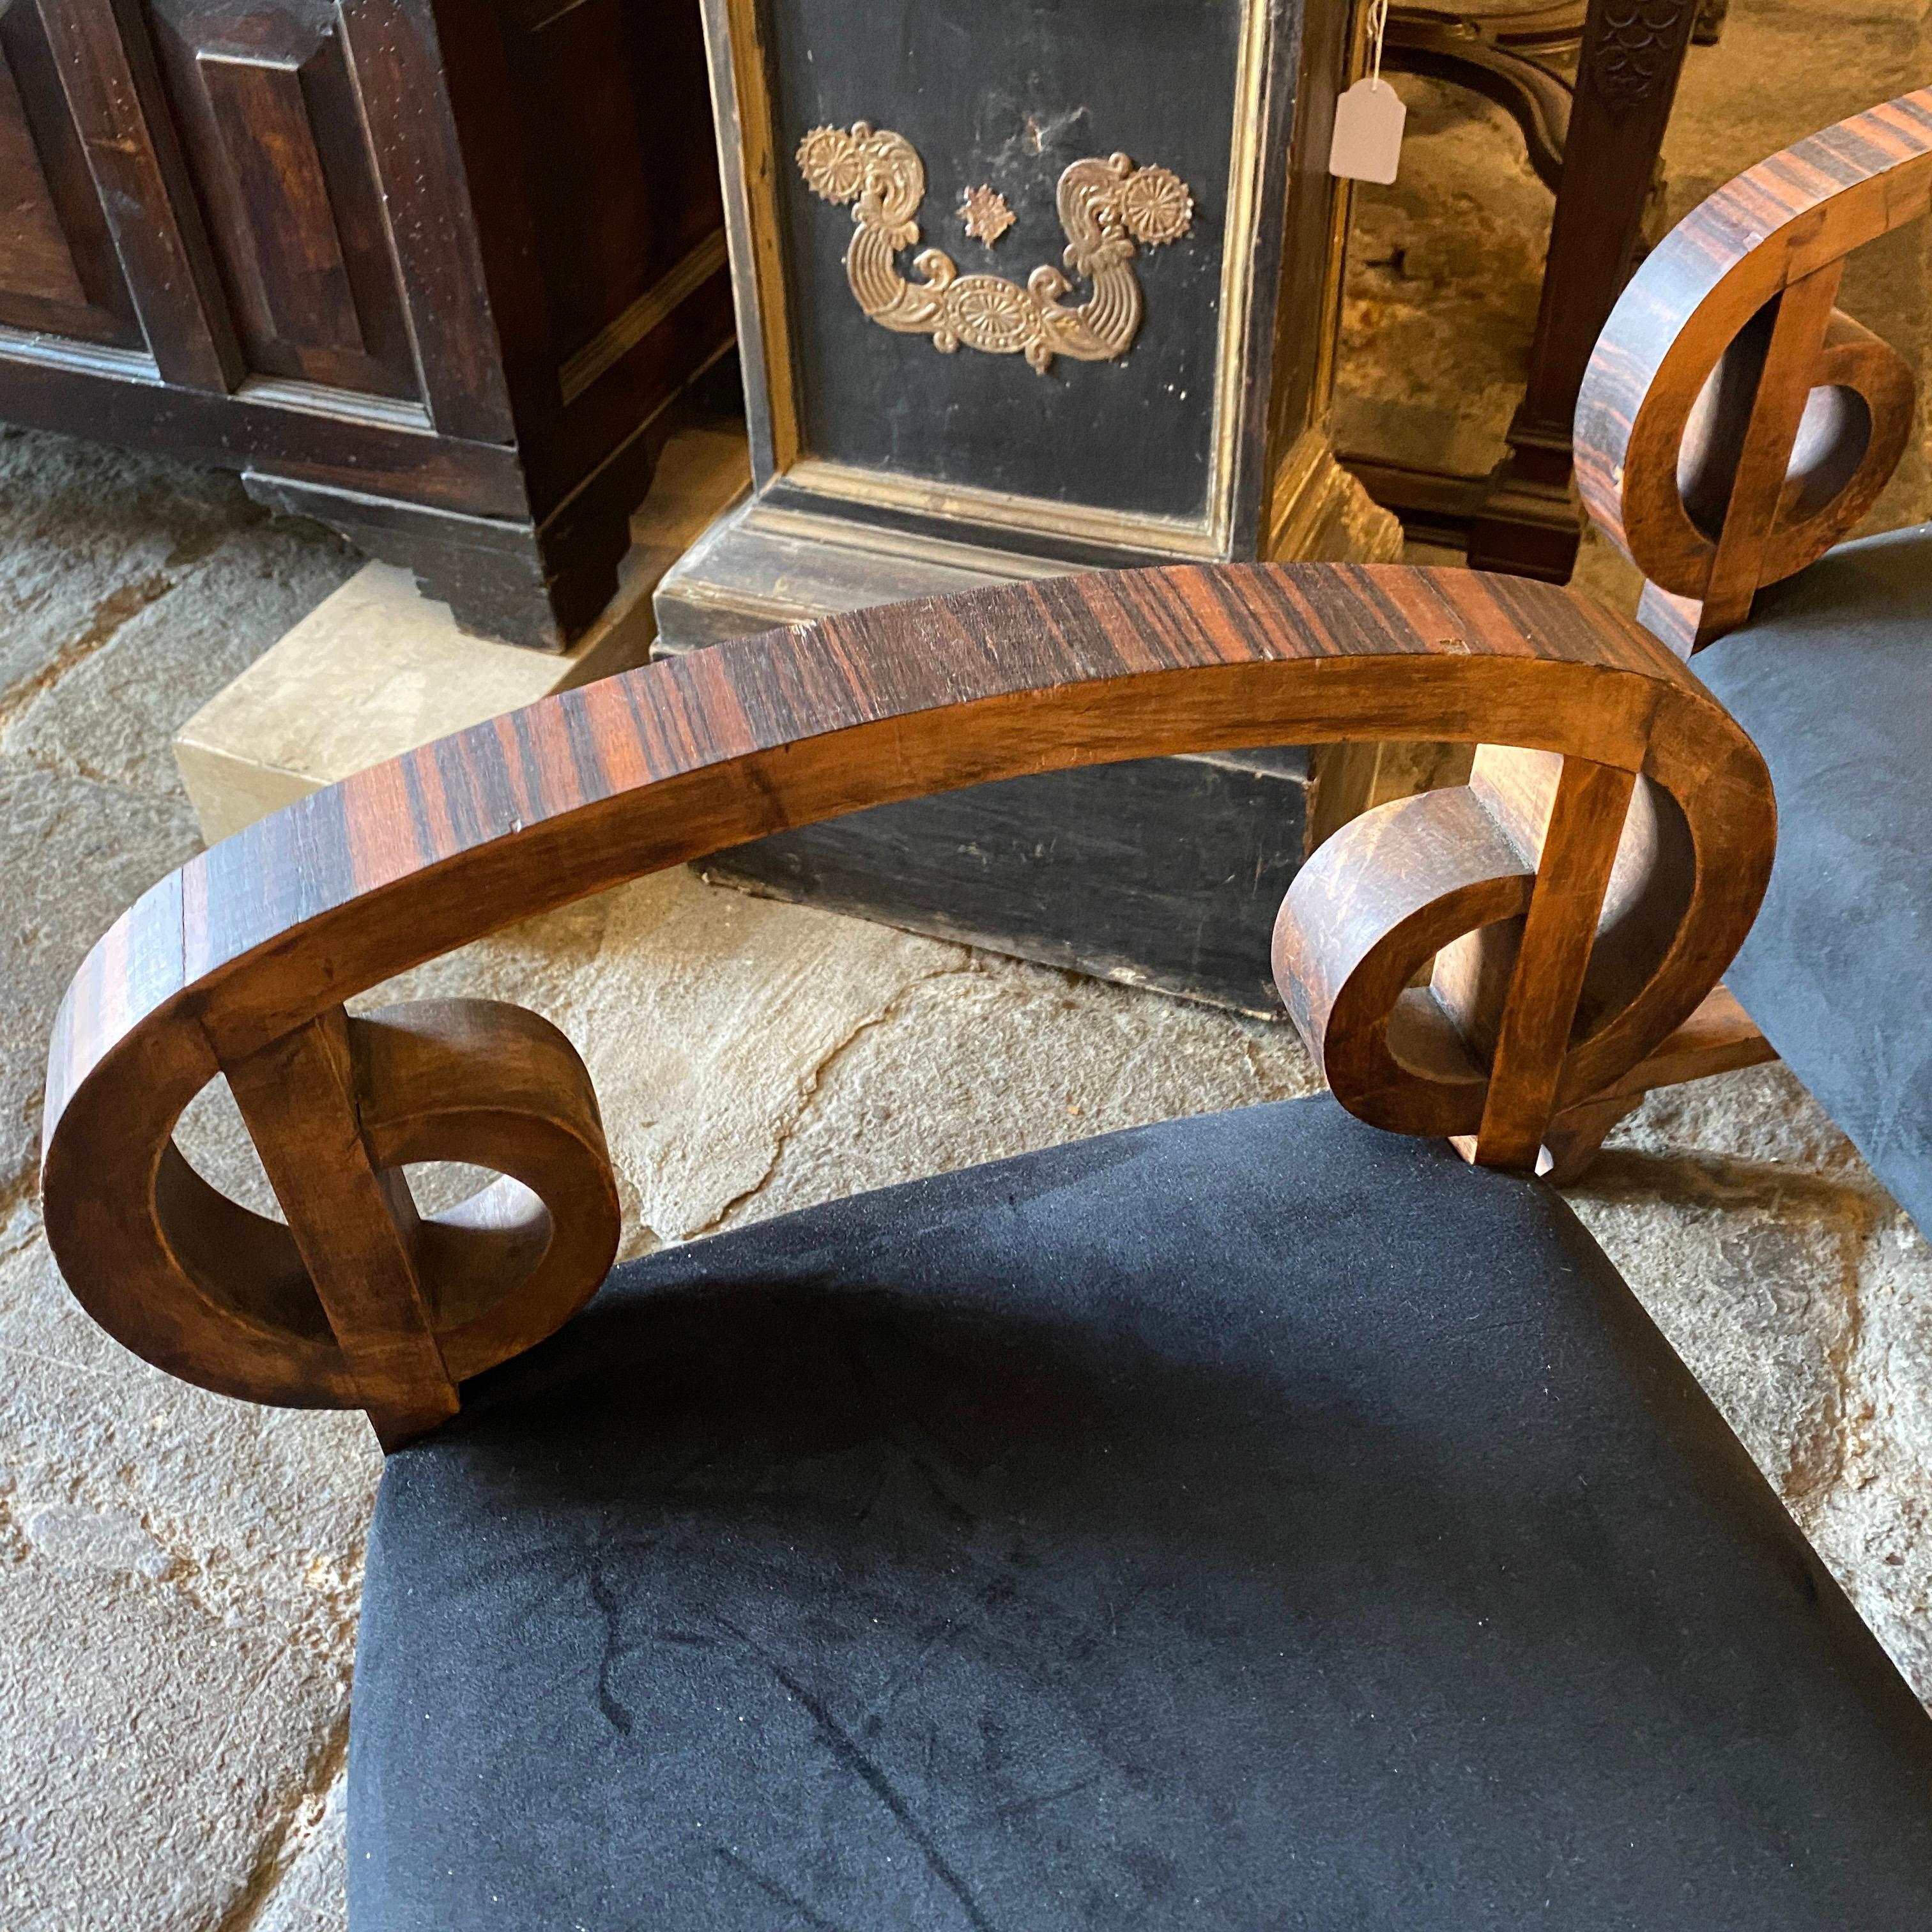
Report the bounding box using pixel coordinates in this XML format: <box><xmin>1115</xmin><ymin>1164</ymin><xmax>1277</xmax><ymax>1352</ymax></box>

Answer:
<box><xmin>1575</xmin><ymin>88</ymin><xmax>1932</xmax><ymax>642</ymax></box>
<box><xmin>1275</xmin><ymin>785</ymin><xmax>1535</xmax><ymax>1137</ymax></box>
<box><xmin>1638</xmin><ymin>300</ymin><xmax>1914</xmax><ymax>603</ymax></box>
<box><xmin>1275</xmin><ymin>744</ymin><xmax>1698</xmax><ymax>1157</ymax></box>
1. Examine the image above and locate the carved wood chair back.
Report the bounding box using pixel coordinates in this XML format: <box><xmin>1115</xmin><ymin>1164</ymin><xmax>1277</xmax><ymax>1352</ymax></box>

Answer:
<box><xmin>42</xmin><ymin>565</ymin><xmax>1770</xmax><ymax>1445</ymax></box>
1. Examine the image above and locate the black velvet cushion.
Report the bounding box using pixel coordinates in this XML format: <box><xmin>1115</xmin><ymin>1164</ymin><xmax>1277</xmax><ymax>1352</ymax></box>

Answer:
<box><xmin>349</xmin><ymin>1098</ymin><xmax>1932</xmax><ymax>1931</ymax></box>
<box><xmin>1695</xmin><ymin>525</ymin><xmax>1932</xmax><ymax>1236</ymax></box>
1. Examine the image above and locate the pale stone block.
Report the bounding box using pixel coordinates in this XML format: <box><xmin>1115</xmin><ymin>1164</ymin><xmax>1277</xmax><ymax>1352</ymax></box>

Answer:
<box><xmin>0</xmin><ymin>767</ymin><xmax>201</xmax><ymax>1190</ymax></box>
<box><xmin>173</xmin><ymin>422</ymin><xmax>749</xmax><ymax>844</ymax></box>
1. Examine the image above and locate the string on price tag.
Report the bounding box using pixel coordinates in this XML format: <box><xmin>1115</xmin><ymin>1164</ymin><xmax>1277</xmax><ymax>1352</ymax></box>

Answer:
<box><xmin>1328</xmin><ymin>0</ymin><xmax>1406</xmax><ymax>185</ymax></box>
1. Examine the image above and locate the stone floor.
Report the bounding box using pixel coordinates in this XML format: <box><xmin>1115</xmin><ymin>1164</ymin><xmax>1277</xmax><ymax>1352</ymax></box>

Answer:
<box><xmin>4</xmin><ymin>7</ymin><xmax>1931</xmax><ymax>1927</ymax></box>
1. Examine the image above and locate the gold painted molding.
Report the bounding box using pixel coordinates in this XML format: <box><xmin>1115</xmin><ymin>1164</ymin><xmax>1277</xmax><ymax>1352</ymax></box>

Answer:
<box><xmin>781</xmin><ymin>454</ymin><xmax>1222</xmax><ymax>558</ymax></box>
<box><xmin>796</xmin><ymin>121</ymin><xmax>1194</xmax><ymax>372</ymax></box>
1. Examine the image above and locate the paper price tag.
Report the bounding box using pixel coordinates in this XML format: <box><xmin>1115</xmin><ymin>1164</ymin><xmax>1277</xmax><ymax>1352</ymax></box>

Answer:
<box><xmin>1328</xmin><ymin>77</ymin><xmax>1406</xmax><ymax>185</ymax></box>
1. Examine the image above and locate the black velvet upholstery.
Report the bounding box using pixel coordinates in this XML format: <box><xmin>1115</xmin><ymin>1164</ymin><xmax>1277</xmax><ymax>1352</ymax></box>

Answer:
<box><xmin>349</xmin><ymin>1097</ymin><xmax>1932</xmax><ymax>1930</ymax></box>
<box><xmin>1696</xmin><ymin>525</ymin><xmax>1932</xmax><ymax>1236</ymax></box>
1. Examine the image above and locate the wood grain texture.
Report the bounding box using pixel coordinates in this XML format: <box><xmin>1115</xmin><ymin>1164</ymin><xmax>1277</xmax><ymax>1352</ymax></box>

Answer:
<box><xmin>1575</xmin><ymin>86</ymin><xmax>1932</xmax><ymax>645</ymax></box>
<box><xmin>0</xmin><ymin>0</ymin><xmax>144</xmax><ymax>345</ymax></box>
<box><xmin>143</xmin><ymin>0</ymin><xmax>422</xmax><ymax>403</ymax></box>
<box><xmin>199</xmin><ymin>54</ymin><xmax>368</xmax><ymax>357</ymax></box>
<box><xmin>0</xmin><ymin>31</ymin><xmax>90</xmax><ymax>308</ymax></box>
<box><xmin>224</xmin><ymin>1004</ymin><xmax>459</xmax><ymax>1445</ymax></box>
<box><xmin>1539</xmin><ymin>982</ymin><xmax>1775</xmax><ymax>1177</ymax></box>
<box><xmin>38</xmin><ymin>0</ymin><xmax>245</xmax><ymax>390</ymax></box>
<box><xmin>1690</xmin><ymin>258</ymin><xmax>1846</xmax><ymax>634</ymax></box>
<box><xmin>1470</xmin><ymin>755</ymin><xmax>1636</xmax><ymax>1167</ymax></box>
<box><xmin>41</xmin><ymin>564</ymin><xmax>1774</xmax><ymax>1423</ymax></box>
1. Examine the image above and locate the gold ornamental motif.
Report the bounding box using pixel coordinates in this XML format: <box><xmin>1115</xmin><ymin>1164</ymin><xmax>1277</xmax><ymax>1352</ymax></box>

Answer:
<box><xmin>960</xmin><ymin>183</ymin><xmax>1016</xmax><ymax>247</ymax></box>
<box><xmin>796</xmin><ymin>121</ymin><xmax>1195</xmax><ymax>374</ymax></box>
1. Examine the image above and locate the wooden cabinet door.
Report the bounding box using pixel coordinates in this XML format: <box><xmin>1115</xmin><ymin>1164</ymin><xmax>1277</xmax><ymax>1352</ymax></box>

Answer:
<box><xmin>0</xmin><ymin>0</ymin><xmax>144</xmax><ymax>346</ymax></box>
<box><xmin>141</xmin><ymin>0</ymin><xmax>423</xmax><ymax>401</ymax></box>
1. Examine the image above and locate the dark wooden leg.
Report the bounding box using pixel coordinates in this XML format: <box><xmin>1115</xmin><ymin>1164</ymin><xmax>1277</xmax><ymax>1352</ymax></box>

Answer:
<box><xmin>1464</xmin><ymin>0</ymin><xmax>1700</xmax><ymax>579</ymax></box>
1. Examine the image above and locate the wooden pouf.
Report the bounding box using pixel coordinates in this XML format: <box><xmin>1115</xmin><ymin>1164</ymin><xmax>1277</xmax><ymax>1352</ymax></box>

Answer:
<box><xmin>657</xmin><ymin>0</ymin><xmax>1393</xmax><ymax>1015</ymax></box>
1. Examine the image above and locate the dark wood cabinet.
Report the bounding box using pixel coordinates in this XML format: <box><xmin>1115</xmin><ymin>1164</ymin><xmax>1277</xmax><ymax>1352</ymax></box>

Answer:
<box><xmin>0</xmin><ymin>0</ymin><xmax>732</xmax><ymax>649</ymax></box>
<box><xmin>653</xmin><ymin>0</ymin><xmax>1394</xmax><ymax>1016</ymax></box>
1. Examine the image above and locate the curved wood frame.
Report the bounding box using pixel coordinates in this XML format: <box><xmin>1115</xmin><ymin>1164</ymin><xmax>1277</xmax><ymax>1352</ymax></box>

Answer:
<box><xmin>42</xmin><ymin>564</ymin><xmax>1774</xmax><ymax>1442</ymax></box>
<box><xmin>1576</xmin><ymin>88</ymin><xmax>1932</xmax><ymax>651</ymax></box>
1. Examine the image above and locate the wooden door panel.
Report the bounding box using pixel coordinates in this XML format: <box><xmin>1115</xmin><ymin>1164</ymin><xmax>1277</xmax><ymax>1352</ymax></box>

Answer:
<box><xmin>0</xmin><ymin>45</ymin><xmax>83</xmax><ymax>304</ymax></box>
<box><xmin>197</xmin><ymin>53</ymin><xmax>367</xmax><ymax>355</ymax></box>
<box><xmin>144</xmin><ymin>0</ymin><xmax>420</xmax><ymax>399</ymax></box>
<box><xmin>0</xmin><ymin>0</ymin><xmax>144</xmax><ymax>344</ymax></box>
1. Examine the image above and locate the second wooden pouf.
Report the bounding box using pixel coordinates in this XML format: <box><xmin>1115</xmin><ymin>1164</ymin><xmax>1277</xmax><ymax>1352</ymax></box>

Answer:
<box><xmin>657</xmin><ymin>0</ymin><xmax>1393</xmax><ymax>1015</ymax></box>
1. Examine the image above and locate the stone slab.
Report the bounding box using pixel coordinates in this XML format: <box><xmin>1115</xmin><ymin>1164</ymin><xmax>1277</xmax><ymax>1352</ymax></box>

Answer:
<box><xmin>5</xmin><ymin>523</ymin><xmax>360</xmax><ymax>798</ymax></box>
<box><xmin>1</xmin><ymin>1200</ymin><xmax>370</xmax><ymax>1932</ymax></box>
<box><xmin>0</xmin><ymin>426</ymin><xmax>254</xmax><ymax>718</ymax></box>
<box><xmin>251</xmin><ymin>1772</ymin><xmax>348</xmax><ymax>1932</ymax></box>
<box><xmin>172</xmin><ymin>421</ymin><xmax>749</xmax><ymax>843</ymax></box>
<box><xmin>0</xmin><ymin>767</ymin><xmax>201</xmax><ymax>1192</ymax></box>
<box><xmin>0</xmin><ymin>1555</ymin><xmax>345</xmax><ymax>1930</ymax></box>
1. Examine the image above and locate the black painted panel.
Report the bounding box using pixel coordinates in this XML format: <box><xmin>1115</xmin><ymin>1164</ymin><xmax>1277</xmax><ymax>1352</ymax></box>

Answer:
<box><xmin>764</xmin><ymin>0</ymin><xmax>1250</xmax><ymax>521</ymax></box>
<box><xmin>702</xmin><ymin>750</ymin><xmax>1308</xmax><ymax>1017</ymax></box>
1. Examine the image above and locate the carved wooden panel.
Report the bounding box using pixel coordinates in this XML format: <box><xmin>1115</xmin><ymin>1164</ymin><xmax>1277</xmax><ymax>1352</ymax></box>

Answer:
<box><xmin>142</xmin><ymin>0</ymin><xmax>419</xmax><ymax>397</ymax></box>
<box><xmin>1</xmin><ymin>0</ymin><xmax>733</xmax><ymax>651</ymax></box>
<box><xmin>0</xmin><ymin>0</ymin><xmax>142</xmax><ymax>345</ymax></box>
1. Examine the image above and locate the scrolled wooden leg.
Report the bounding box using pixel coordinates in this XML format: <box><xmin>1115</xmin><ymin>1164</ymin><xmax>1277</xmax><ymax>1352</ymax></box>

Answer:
<box><xmin>1466</xmin><ymin>755</ymin><xmax>1635</xmax><ymax>1170</ymax></box>
<box><xmin>1276</xmin><ymin>749</ymin><xmax>1641</xmax><ymax>1167</ymax></box>
<box><xmin>194</xmin><ymin>999</ymin><xmax>618</xmax><ymax>1446</ymax></box>
<box><xmin>226</xmin><ymin>1007</ymin><xmax>459</xmax><ymax>1448</ymax></box>
<box><xmin>348</xmin><ymin>999</ymin><xmax>622</xmax><ymax>1387</ymax></box>
<box><xmin>1646</xmin><ymin>298</ymin><xmax>1913</xmax><ymax>653</ymax></box>
<box><xmin>1273</xmin><ymin>724</ymin><xmax>1761</xmax><ymax>1179</ymax></box>
<box><xmin>1272</xmin><ymin>782</ymin><xmax>1537</xmax><ymax>1141</ymax></box>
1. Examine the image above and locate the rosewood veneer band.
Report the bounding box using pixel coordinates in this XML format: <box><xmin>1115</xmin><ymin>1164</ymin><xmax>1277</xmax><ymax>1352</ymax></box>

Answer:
<box><xmin>42</xmin><ymin>564</ymin><xmax>1774</xmax><ymax>1439</ymax></box>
